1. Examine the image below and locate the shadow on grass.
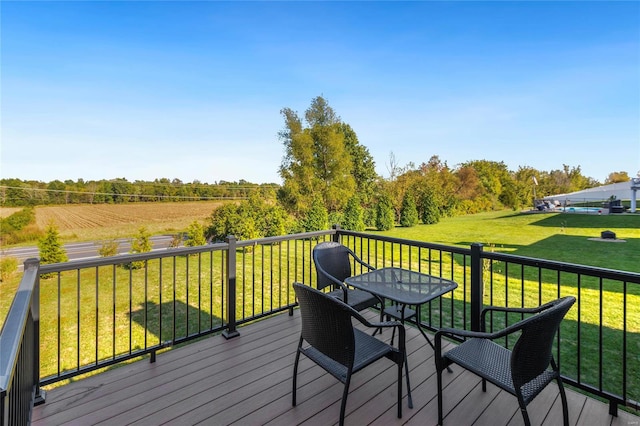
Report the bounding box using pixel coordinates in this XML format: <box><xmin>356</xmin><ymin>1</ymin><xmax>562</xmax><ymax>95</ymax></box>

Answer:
<box><xmin>528</xmin><ymin>212</ymin><xmax>640</xmax><ymax>229</ymax></box>
<box><xmin>131</xmin><ymin>300</ymin><xmax>223</xmax><ymax>343</ymax></box>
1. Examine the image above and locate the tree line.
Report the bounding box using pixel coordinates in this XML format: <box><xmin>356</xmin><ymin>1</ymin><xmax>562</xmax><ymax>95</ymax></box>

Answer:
<box><xmin>206</xmin><ymin>96</ymin><xmax>633</xmax><ymax>240</ymax></box>
<box><xmin>0</xmin><ymin>178</ymin><xmax>278</xmax><ymax>206</ymax></box>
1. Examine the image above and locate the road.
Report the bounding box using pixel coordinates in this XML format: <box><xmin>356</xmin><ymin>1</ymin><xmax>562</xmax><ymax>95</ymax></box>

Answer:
<box><xmin>1</xmin><ymin>235</ymin><xmax>177</xmax><ymax>266</ymax></box>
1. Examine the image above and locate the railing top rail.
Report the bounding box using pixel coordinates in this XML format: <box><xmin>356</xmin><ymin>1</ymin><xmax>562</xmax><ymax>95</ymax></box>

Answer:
<box><xmin>484</xmin><ymin>250</ymin><xmax>640</xmax><ymax>283</ymax></box>
<box><xmin>0</xmin><ymin>259</ymin><xmax>39</xmax><ymax>393</ymax></box>
<box><xmin>38</xmin><ymin>241</ymin><xmax>231</xmax><ymax>273</ymax></box>
<box><xmin>235</xmin><ymin>229</ymin><xmax>335</xmax><ymax>247</ymax></box>
<box><xmin>337</xmin><ymin>229</ymin><xmax>473</xmax><ymax>255</ymax></box>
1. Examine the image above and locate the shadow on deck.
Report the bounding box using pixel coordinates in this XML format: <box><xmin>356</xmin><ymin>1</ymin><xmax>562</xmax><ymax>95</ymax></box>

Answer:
<box><xmin>32</xmin><ymin>310</ymin><xmax>639</xmax><ymax>426</ymax></box>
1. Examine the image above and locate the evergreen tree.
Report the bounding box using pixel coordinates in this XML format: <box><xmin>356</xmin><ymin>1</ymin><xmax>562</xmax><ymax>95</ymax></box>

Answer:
<box><xmin>301</xmin><ymin>197</ymin><xmax>328</xmax><ymax>232</ymax></box>
<box><xmin>343</xmin><ymin>195</ymin><xmax>365</xmax><ymax>231</ymax></box>
<box><xmin>375</xmin><ymin>194</ymin><xmax>395</xmax><ymax>231</ymax></box>
<box><xmin>418</xmin><ymin>189</ymin><xmax>440</xmax><ymax>224</ymax></box>
<box><xmin>38</xmin><ymin>221</ymin><xmax>68</xmax><ymax>277</ymax></box>
<box><xmin>128</xmin><ymin>226</ymin><xmax>152</xmax><ymax>269</ymax></box>
<box><xmin>400</xmin><ymin>193</ymin><xmax>419</xmax><ymax>227</ymax></box>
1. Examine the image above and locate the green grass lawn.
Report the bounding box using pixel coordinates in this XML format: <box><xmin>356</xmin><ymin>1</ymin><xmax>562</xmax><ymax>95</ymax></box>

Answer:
<box><xmin>382</xmin><ymin>210</ymin><xmax>640</xmax><ymax>273</ymax></box>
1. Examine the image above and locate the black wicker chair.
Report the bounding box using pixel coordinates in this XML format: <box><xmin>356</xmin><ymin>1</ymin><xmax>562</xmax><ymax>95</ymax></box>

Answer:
<box><xmin>292</xmin><ymin>283</ymin><xmax>411</xmax><ymax>425</ymax></box>
<box><xmin>313</xmin><ymin>241</ymin><xmax>381</xmax><ymax>311</ymax></box>
<box><xmin>435</xmin><ymin>296</ymin><xmax>576</xmax><ymax>426</ymax></box>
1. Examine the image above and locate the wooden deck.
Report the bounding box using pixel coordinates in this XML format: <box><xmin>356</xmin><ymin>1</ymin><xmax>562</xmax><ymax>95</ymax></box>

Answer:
<box><xmin>32</xmin><ymin>310</ymin><xmax>639</xmax><ymax>426</ymax></box>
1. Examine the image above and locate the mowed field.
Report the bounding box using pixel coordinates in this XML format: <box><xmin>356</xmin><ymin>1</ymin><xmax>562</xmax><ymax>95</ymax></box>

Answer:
<box><xmin>31</xmin><ymin>201</ymin><xmax>230</xmax><ymax>242</ymax></box>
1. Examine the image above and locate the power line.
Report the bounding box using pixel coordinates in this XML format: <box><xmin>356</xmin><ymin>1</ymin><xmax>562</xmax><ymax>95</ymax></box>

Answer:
<box><xmin>0</xmin><ymin>186</ymin><xmax>253</xmax><ymax>201</ymax></box>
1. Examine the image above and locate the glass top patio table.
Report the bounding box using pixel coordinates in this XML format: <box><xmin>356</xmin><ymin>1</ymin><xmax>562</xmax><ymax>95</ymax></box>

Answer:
<box><xmin>344</xmin><ymin>267</ymin><xmax>458</xmax><ymax>306</ymax></box>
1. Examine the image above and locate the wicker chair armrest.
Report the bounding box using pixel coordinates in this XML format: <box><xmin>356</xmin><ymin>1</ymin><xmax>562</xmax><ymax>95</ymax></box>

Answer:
<box><xmin>480</xmin><ymin>298</ymin><xmax>561</xmax><ymax>331</ymax></box>
<box><xmin>344</xmin><ymin>246</ymin><xmax>376</xmax><ymax>271</ymax></box>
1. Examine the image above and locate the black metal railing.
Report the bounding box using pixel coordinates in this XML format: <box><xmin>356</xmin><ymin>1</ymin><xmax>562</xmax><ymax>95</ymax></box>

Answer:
<box><xmin>336</xmin><ymin>229</ymin><xmax>640</xmax><ymax>415</ymax></box>
<box><xmin>0</xmin><ymin>259</ymin><xmax>44</xmax><ymax>425</ymax></box>
<box><xmin>1</xmin><ymin>228</ymin><xmax>638</xmax><ymax>424</ymax></box>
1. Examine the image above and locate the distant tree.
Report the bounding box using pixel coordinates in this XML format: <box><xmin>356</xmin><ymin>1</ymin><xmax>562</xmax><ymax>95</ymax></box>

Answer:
<box><xmin>605</xmin><ymin>171</ymin><xmax>630</xmax><ymax>184</ymax></box>
<box><xmin>418</xmin><ymin>189</ymin><xmax>441</xmax><ymax>224</ymax></box>
<box><xmin>300</xmin><ymin>197</ymin><xmax>328</xmax><ymax>232</ymax></box>
<box><xmin>342</xmin><ymin>195</ymin><xmax>366</xmax><ymax>231</ymax></box>
<box><xmin>400</xmin><ymin>193</ymin><xmax>419</xmax><ymax>227</ymax></box>
<box><xmin>278</xmin><ymin>96</ymin><xmax>356</xmax><ymax>215</ymax></box>
<box><xmin>375</xmin><ymin>194</ymin><xmax>395</xmax><ymax>231</ymax></box>
<box><xmin>184</xmin><ymin>221</ymin><xmax>207</xmax><ymax>247</ymax></box>
<box><xmin>339</xmin><ymin>123</ymin><xmax>378</xmax><ymax>206</ymax></box>
<box><xmin>128</xmin><ymin>226</ymin><xmax>152</xmax><ymax>269</ymax></box>
<box><xmin>38</xmin><ymin>221</ymin><xmax>68</xmax><ymax>277</ymax></box>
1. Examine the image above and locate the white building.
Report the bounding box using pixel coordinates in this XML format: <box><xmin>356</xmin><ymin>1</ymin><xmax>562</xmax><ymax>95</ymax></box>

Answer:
<box><xmin>542</xmin><ymin>178</ymin><xmax>640</xmax><ymax>213</ymax></box>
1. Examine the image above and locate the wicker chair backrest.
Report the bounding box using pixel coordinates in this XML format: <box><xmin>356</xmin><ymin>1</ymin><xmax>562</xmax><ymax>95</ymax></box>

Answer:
<box><xmin>293</xmin><ymin>282</ymin><xmax>356</xmax><ymax>368</ymax></box>
<box><xmin>510</xmin><ymin>296</ymin><xmax>576</xmax><ymax>389</ymax></box>
<box><xmin>313</xmin><ymin>242</ymin><xmax>353</xmax><ymax>291</ymax></box>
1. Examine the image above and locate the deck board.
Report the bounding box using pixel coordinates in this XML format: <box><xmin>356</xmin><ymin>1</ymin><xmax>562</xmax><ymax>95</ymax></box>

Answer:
<box><xmin>32</xmin><ymin>310</ymin><xmax>639</xmax><ymax>426</ymax></box>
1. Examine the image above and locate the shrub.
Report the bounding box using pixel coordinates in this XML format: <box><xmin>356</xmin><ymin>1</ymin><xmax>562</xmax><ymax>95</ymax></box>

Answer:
<box><xmin>127</xmin><ymin>226</ymin><xmax>152</xmax><ymax>269</ymax></box>
<box><xmin>0</xmin><ymin>256</ymin><xmax>18</xmax><ymax>282</ymax></box>
<box><xmin>97</xmin><ymin>240</ymin><xmax>119</xmax><ymax>257</ymax></box>
<box><xmin>185</xmin><ymin>221</ymin><xmax>207</xmax><ymax>247</ymax></box>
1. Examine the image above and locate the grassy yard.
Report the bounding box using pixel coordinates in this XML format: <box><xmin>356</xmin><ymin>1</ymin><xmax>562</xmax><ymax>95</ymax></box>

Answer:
<box><xmin>383</xmin><ymin>210</ymin><xmax>640</xmax><ymax>273</ymax></box>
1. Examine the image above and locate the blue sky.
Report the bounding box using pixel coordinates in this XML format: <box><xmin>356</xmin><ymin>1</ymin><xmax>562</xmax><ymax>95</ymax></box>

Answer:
<box><xmin>2</xmin><ymin>1</ymin><xmax>639</xmax><ymax>184</ymax></box>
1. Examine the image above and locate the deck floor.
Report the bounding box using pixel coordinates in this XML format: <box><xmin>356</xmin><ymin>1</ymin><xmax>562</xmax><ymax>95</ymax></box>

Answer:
<box><xmin>32</xmin><ymin>310</ymin><xmax>639</xmax><ymax>426</ymax></box>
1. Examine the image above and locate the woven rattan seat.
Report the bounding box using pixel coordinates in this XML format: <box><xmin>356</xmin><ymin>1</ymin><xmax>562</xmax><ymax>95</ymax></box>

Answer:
<box><xmin>313</xmin><ymin>241</ymin><xmax>381</xmax><ymax>312</ymax></box>
<box><xmin>292</xmin><ymin>283</ymin><xmax>411</xmax><ymax>426</ymax></box>
<box><xmin>435</xmin><ymin>296</ymin><xmax>576</xmax><ymax>426</ymax></box>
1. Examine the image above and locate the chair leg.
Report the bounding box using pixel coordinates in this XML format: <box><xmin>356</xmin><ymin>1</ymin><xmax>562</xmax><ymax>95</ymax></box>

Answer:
<box><xmin>557</xmin><ymin>376</ymin><xmax>570</xmax><ymax>426</ymax></box>
<box><xmin>437</xmin><ymin>365</ymin><xmax>444</xmax><ymax>425</ymax></box>
<box><xmin>292</xmin><ymin>344</ymin><xmax>302</xmax><ymax>406</ymax></box>
<box><xmin>339</xmin><ymin>375</ymin><xmax>352</xmax><ymax>426</ymax></box>
<box><xmin>397</xmin><ymin>358</ymin><xmax>403</xmax><ymax>418</ymax></box>
<box><xmin>404</xmin><ymin>351</ymin><xmax>413</xmax><ymax>409</ymax></box>
<box><xmin>520</xmin><ymin>407</ymin><xmax>532</xmax><ymax>426</ymax></box>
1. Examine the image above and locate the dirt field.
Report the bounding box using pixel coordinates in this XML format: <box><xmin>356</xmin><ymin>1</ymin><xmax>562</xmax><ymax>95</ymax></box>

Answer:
<box><xmin>32</xmin><ymin>201</ymin><xmax>230</xmax><ymax>241</ymax></box>
<box><xmin>0</xmin><ymin>207</ymin><xmax>22</xmax><ymax>218</ymax></box>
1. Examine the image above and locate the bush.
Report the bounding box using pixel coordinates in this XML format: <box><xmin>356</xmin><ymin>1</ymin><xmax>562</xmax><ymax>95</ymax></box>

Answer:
<box><xmin>185</xmin><ymin>221</ymin><xmax>207</xmax><ymax>247</ymax></box>
<box><xmin>97</xmin><ymin>240</ymin><xmax>119</xmax><ymax>257</ymax></box>
<box><xmin>0</xmin><ymin>256</ymin><xmax>19</xmax><ymax>282</ymax></box>
<box><xmin>127</xmin><ymin>226</ymin><xmax>152</xmax><ymax>269</ymax></box>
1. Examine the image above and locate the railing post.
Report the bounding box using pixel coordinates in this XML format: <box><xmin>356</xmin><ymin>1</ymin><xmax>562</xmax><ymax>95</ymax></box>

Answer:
<box><xmin>332</xmin><ymin>224</ymin><xmax>341</xmax><ymax>243</ymax></box>
<box><xmin>27</xmin><ymin>258</ymin><xmax>46</xmax><ymax>406</ymax></box>
<box><xmin>470</xmin><ymin>243</ymin><xmax>484</xmax><ymax>332</ymax></box>
<box><xmin>222</xmin><ymin>235</ymin><xmax>240</xmax><ymax>339</ymax></box>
